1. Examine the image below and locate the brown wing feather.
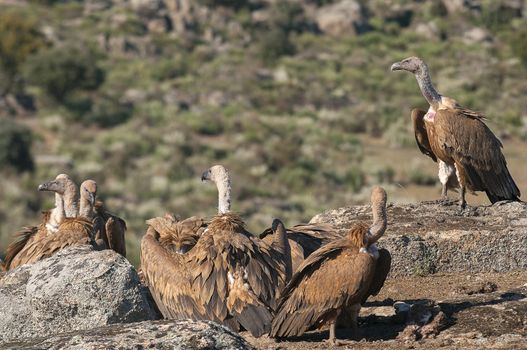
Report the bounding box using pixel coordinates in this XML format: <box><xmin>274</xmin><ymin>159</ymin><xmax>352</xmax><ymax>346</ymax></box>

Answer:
<box><xmin>362</xmin><ymin>248</ymin><xmax>391</xmax><ymax>303</ymax></box>
<box><xmin>140</xmin><ymin>226</ymin><xmax>205</xmax><ymax>320</ymax></box>
<box><xmin>270</xmin><ymin>237</ymin><xmax>376</xmax><ymax>337</ymax></box>
<box><xmin>6</xmin><ymin>211</ymin><xmax>52</xmax><ymax>270</ymax></box>
<box><xmin>434</xmin><ymin>108</ymin><xmax>520</xmax><ymax>202</ymax></box>
<box><xmin>187</xmin><ymin>213</ymin><xmax>280</xmax><ymax>337</ymax></box>
<box><xmin>411</xmin><ymin>108</ymin><xmax>437</xmax><ymax>162</ymax></box>
<box><xmin>9</xmin><ymin>218</ymin><xmax>93</xmax><ymax>268</ymax></box>
<box><xmin>94</xmin><ymin>201</ymin><xmax>127</xmax><ymax>256</ymax></box>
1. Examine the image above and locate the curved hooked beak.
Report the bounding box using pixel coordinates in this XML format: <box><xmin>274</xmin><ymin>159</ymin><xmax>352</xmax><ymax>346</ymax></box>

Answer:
<box><xmin>201</xmin><ymin>169</ymin><xmax>211</xmax><ymax>182</ymax></box>
<box><xmin>390</xmin><ymin>62</ymin><xmax>403</xmax><ymax>71</ymax></box>
<box><xmin>88</xmin><ymin>192</ymin><xmax>96</xmax><ymax>206</ymax></box>
<box><xmin>38</xmin><ymin>180</ymin><xmax>64</xmax><ymax>193</ymax></box>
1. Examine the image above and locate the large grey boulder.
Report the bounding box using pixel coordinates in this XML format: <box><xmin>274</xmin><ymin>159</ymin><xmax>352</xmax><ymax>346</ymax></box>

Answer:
<box><xmin>310</xmin><ymin>201</ymin><xmax>527</xmax><ymax>276</ymax></box>
<box><xmin>315</xmin><ymin>0</ymin><xmax>368</xmax><ymax>36</ymax></box>
<box><xmin>2</xmin><ymin>320</ymin><xmax>253</xmax><ymax>350</ymax></box>
<box><xmin>0</xmin><ymin>246</ymin><xmax>159</xmax><ymax>343</ymax></box>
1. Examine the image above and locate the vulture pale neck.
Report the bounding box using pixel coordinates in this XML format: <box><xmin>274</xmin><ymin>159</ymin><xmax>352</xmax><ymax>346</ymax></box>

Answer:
<box><xmin>366</xmin><ymin>187</ymin><xmax>387</xmax><ymax>245</ymax></box>
<box><xmin>216</xmin><ymin>176</ymin><xmax>231</xmax><ymax>214</ymax></box>
<box><xmin>79</xmin><ymin>192</ymin><xmax>94</xmax><ymax>219</ymax></box>
<box><xmin>63</xmin><ymin>180</ymin><xmax>79</xmax><ymax>218</ymax></box>
<box><xmin>47</xmin><ymin>193</ymin><xmax>65</xmax><ymax>232</ymax></box>
<box><xmin>415</xmin><ymin>64</ymin><xmax>442</xmax><ymax>110</ymax></box>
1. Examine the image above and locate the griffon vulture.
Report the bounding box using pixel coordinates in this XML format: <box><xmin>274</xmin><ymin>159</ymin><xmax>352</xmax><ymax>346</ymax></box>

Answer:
<box><xmin>141</xmin><ymin>165</ymin><xmax>288</xmax><ymax>337</ymax></box>
<box><xmin>391</xmin><ymin>56</ymin><xmax>520</xmax><ymax>208</ymax></box>
<box><xmin>6</xmin><ymin>175</ymin><xmax>93</xmax><ymax>269</ymax></box>
<box><xmin>270</xmin><ymin>187</ymin><xmax>391</xmax><ymax>344</ymax></box>
<box><xmin>4</xmin><ymin>174</ymin><xmax>76</xmax><ymax>270</ymax></box>
<box><xmin>80</xmin><ymin>180</ymin><xmax>127</xmax><ymax>257</ymax></box>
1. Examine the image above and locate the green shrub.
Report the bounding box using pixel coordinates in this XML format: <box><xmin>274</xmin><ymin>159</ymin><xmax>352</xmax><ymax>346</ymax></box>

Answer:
<box><xmin>89</xmin><ymin>96</ymin><xmax>133</xmax><ymax>127</ymax></box>
<box><xmin>0</xmin><ymin>118</ymin><xmax>34</xmax><ymax>173</ymax></box>
<box><xmin>24</xmin><ymin>44</ymin><xmax>104</xmax><ymax>101</ymax></box>
<box><xmin>0</xmin><ymin>9</ymin><xmax>44</xmax><ymax>93</ymax></box>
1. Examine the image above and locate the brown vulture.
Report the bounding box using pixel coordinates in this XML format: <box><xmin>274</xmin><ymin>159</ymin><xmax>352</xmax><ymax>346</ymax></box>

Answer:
<box><xmin>391</xmin><ymin>56</ymin><xmax>520</xmax><ymax>208</ymax></box>
<box><xmin>270</xmin><ymin>187</ymin><xmax>391</xmax><ymax>344</ymax></box>
<box><xmin>6</xmin><ymin>175</ymin><xmax>93</xmax><ymax>269</ymax></box>
<box><xmin>140</xmin><ymin>165</ymin><xmax>289</xmax><ymax>337</ymax></box>
<box><xmin>80</xmin><ymin>179</ymin><xmax>127</xmax><ymax>257</ymax></box>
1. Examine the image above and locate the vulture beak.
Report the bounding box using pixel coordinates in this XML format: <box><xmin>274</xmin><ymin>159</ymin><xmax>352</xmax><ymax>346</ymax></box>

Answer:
<box><xmin>201</xmin><ymin>169</ymin><xmax>211</xmax><ymax>182</ymax></box>
<box><xmin>271</xmin><ymin>218</ymin><xmax>284</xmax><ymax>232</ymax></box>
<box><xmin>390</xmin><ymin>62</ymin><xmax>403</xmax><ymax>71</ymax></box>
<box><xmin>38</xmin><ymin>180</ymin><xmax>63</xmax><ymax>193</ymax></box>
<box><xmin>88</xmin><ymin>192</ymin><xmax>96</xmax><ymax>206</ymax></box>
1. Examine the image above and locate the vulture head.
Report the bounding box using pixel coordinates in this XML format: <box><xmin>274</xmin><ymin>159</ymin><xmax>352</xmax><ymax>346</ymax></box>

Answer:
<box><xmin>201</xmin><ymin>165</ymin><xmax>232</xmax><ymax>214</ymax></box>
<box><xmin>38</xmin><ymin>174</ymin><xmax>75</xmax><ymax>195</ymax></box>
<box><xmin>80</xmin><ymin>180</ymin><xmax>97</xmax><ymax>207</ymax></box>
<box><xmin>39</xmin><ymin>174</ymin><xmax>79</xmax><ymax>217</ymax></box>
<box><xmin>390</xmin><ymin>56</ymin><xmax>426</xmax><ymax>75</ymax></box>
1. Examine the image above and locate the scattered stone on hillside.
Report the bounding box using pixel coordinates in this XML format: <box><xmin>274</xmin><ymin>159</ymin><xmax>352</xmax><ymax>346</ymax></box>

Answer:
<box><xmin>463</xmin><ymin>27</ymin><xmax>492</xmax><ymax>44</ymax></box>
<box><xmin>415</xmin><ymin>22</ymin><xmax>440</xmax><ymax>40</ymax></box>
<box><xmin>315</xmin><ymin>0</ymin><xmax>368</xmax><ymax>36</ymax></box>
<box><xmin>310</xmin><ymin>201</ymin><xmax>527</xmax><ymax>276</ymax></box>
<box><xmin>1</xmin><ymin>320</ymin><xmax>254</xmax><ymax>350</ymax></box>
<box><xmin>0</xmin><ymin>246</ymin><xmax>159</xmax><ymax>343</ymax></box>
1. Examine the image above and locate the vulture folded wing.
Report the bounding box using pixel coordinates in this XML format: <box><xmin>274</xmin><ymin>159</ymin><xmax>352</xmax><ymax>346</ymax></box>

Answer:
<box><xmin>4</xmin><ymin>226</ymin><xmax>39</xmax><ymax>270</ymax></box>
<box><xmin>271</xmin><ymin>239</ymin><xmax>369</xmax><ymax>338</ymax></box>
<box><xmin>140</xmin><ymin>227</ymin><xmax>204</xmax><ymax>320</ymax></box>
<box><xmin>187</xmin><ymin>222</ymin><xmax>279</xmax><ymax>337</ymax></box>
<box><xmin>411</xmin><ymin>108</ymin><xmax>437</xmax><ymax>162</ymax></box>
<box><xmin>12</xmin><ymin>218</ymin><xmax>93</xmax><ymax>267</ymax></box>
<box><xmin>435</xmin><ymin>109</ymin><xmax>520</xmax><ymax>202</ymax></box>
<box><xmin>362</xmin><ymin>248</ymin><xmax>391</xmax><ymax>303</ymax></box>
<box><xmin>105</xmin><ymin>216</ymin><xmax>127</xmax><ymax>257</ymax></box>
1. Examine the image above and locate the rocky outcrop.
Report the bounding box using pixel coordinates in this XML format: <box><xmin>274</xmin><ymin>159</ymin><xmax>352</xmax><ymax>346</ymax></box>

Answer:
<box><xmin>315</xmin><ymin>0</ymin><xmax>368</xmax><ymax>36</ymax></box>
<box><xmin>0</xmin><ymin>246</ymin><xmax>159</xmax><ymax>343</ymax></box>
<box><xmin>310</xmin><ymin>201</ymin><xmax>527</xmax><ymax>276</ymax></box>
<box><xmin>2</xmin><ymin>320</ymin><xmax>253</xmax><ymax>350</ymax></box>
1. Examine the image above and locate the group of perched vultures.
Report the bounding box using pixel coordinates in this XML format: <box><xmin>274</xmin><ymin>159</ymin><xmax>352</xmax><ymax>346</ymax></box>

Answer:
<box><xmin>0</xmin><ymin>57</ymin><xmax>521</xmax><ymax>344</ymax></box>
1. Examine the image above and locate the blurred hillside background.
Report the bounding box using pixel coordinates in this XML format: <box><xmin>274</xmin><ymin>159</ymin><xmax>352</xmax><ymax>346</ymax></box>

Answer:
<box><xmin>1</xmin><ymin>0</ymin><xmax>526</xmax><ymax>265</ymax></box>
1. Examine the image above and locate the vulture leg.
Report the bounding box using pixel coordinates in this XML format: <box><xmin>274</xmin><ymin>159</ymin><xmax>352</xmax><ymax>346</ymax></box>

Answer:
<box><xmin>459</xmin><ymin>186</ymin><xmax>467</xmax><ymax>209</ymax></box>
<box><xmin>328</xmin><ymin>321</ymin><xmax>338</xmax><ymax>345</ymax></box>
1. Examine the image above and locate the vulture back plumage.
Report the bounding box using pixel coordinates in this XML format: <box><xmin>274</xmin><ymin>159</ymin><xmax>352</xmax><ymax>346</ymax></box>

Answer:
<box><xmin>270</xmin><ymin>187</ymin><xmax>391</xmax><ymax>343</ymax></box>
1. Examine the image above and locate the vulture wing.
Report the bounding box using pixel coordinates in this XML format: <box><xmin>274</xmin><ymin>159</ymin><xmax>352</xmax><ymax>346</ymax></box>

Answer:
<box><xmin>187</xmin><ymin>213</ymin><xmax>282</xmax><ymax>337</ymax></box>
<box><xmin>9</xmin><ymin>218</ymin><xmax>93</xmax><ymax>268</ymax></box>
<box><xmin>259</xmin><ymin>222</ymin><xmax>338</xmax><ymax>257</ymax></box>
<box><xmin>362</xmin><ymin>248</ymin><xmax>391</xmax><ymax>303</ymax></box>
<box><xmin>94</xmin><ymin>201</ymin><xmax>127</xmax><ymax>256</ymax></box>
<box><xmin>140</xmin><ymin>226</ymin><xmax>205</xmax><ymax>320</ymax></box>
<box><xmin>271</xmin><ymin>239</ymin><xmax>375</xmax><ymax>338</ymax></box>
<box><xmin>5</xmin><ymin>211</ymin><xmax>52</xmax><ymax>270</ymax></box>
<box><xmin>411</xmin><ymin>108</ymin><xmax>437</xmax><ymax>162</ymax></box>
<box><xmin>434</xmin><ymin>108</ymin><xmax>520</xmax><ymax>202</ymax></box>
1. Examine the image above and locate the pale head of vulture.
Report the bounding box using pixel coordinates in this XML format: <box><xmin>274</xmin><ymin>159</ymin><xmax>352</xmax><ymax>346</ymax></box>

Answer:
<box><xmin>201</xmin><ymin>165</ymin><xmax>232</xmax><ymax>214</ymax></box>
<box><xmin>39</xmin><ymin>174</ymin><xmax>79</xmax><ymax>218</ymax></box>
<box><xmin>79</xmin><ymin>180</ymin><xmax>97</xmax><ymax>219</ymax></box>
<box><xmin>80</xmin><ymin>180</ymin><xmax>97</xmax><ymax>206</ymax></box>
<box><xmin>391</xmin><ymin>56</ymin><xmax>441</xmax><ymax>107</ymax></box>
<box><xmin>390</xmin><ymin>56</ymin><xmax>426</xmax><ymax>75</ymax></box>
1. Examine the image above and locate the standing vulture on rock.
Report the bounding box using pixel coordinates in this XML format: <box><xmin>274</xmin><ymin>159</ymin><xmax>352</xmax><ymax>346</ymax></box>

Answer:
<box><xmin>391</xmin><ymin>56</ymin><xmax>521</xmax><ymax>208</ymax></box>
<box><xmin>270</xmin><ymin>187</ymin><xmax>391</xmax><ymax>344</ymax></box>
<box><xmin>80</xmin><ymin>180</ymin><xmax>127</xmax><ymax>257</ymax></box>
<box><xmin>141</xmin><ymin>165</ymin><xmax>289</xmax><ymax>337</ymax></box>
<box><xmin>6</xmin><ymin>175</ymin><xmax>94</xmax><ymax>269</ymax></box>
